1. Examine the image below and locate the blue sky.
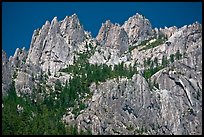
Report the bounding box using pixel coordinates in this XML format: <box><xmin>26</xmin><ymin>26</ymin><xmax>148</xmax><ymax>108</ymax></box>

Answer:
<box><xmin>2</xmin><ymin>2</ymin><xmax>202</xmax><ymax>57</ymax></box>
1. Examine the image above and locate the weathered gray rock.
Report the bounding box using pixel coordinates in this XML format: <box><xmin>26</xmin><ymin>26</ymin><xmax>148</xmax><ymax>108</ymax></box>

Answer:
<box><xmin>122</xmin><ymin>13</ymin><xmax>154</xmax><ymax>45</ymax></box>
<box><xmin>9</xmin><ymin>47</ymin><xmax>28</xmax><ymax>77</ymax></box>
<box><xmin>150</xmin><ymin>68</ymin><xmax>202</xmax><ymax>134</ymax></box>
<box><xmin>2</xmin><ymin>13</ymin><xmax>202</xmax><ymax>135</ymax></box>
<box><xmin>165</xmin><ymin>22</ymin><xmax>202</xmax><ymax>57</ymax></box>
<box><xmin>27</xmin><ymin>14</ymin><xmax>85</xmax><ymax>75</ymax></box>
<box><xmin>63</xmin><ymin>74</ymin><xmax>155</xmax><ymax>135</ymax></box>
<box><xmin>96</xmin><ymin>20</ymin><xmax>129</xmax><ymax>53</ymax></box>
<box><xmin>88</xmin><ymin>46</ymin><xmax>122</xmax><ymax>65</ymax></box>
<box><xmin>14</xmin><ymin>71</ymin><xmax>34</xmax><ymax>97</ymax></box>
<box><xmin>60</xmin><ymin>14</ymin><xmax>85</xmax><ymax>46</ymax></box>
<box><xmin>128</xmin><ymin>21</ymin><xmax>202</xmax><ymax>71</ymax></box>
<box><xmin>158</xmin><ymin>26</ymin><xmax>178</xmax><ymax>39</ymax></box>
<box><xmin>2</xmin><ymin>50</ymin><xmax>12</xmax><ymax>96</ymax></box>
<box><xmin>10</xmin><ymin>47</ymin><xmax>27</xmax><ymax>68</ymax></box>
<box><xmin>26</xmin><ymin>20</ymin><xmax>50</xmax><ymax>66</ymax></box>
<box><xmin>62</xmin><ymin>21</ymin><xmax>202</xmax><ymax>135</ymax></box>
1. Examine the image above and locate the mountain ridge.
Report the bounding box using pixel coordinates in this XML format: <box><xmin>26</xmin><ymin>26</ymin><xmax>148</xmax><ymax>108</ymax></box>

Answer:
<box><xmin>2</xmin><ymin>13</ymin><xmax>202</xmax><ymax>135</ymax></box>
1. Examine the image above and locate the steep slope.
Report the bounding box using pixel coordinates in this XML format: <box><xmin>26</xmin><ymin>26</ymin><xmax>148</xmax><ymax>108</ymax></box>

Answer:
<box><xmin>27</xmin><ymin>14</ymin><xmax>85</xmax><ymax>74</ymax></box>
<box><xmin>2</xmin><ymin>50</ymin><xmax>12</xmax><ymax>96</ymax></box>
<box><xmin>96</xmin><ymin>20</ymin><xmax>129</xmax><ymax>53</ymax></box>
<box><xmin>2</xmin><ymin>13</ymin><xmax>202</xmax><ymax>135</ymax></box>
<box><xmin>122</xmin><ymin>13</ymin><xmax>154</xmax><ymax>45</ymax></box>
<box><xmin>62</xmin><ymin>15</ymin><xmax>202</xmax><ymax>135</ymax></box>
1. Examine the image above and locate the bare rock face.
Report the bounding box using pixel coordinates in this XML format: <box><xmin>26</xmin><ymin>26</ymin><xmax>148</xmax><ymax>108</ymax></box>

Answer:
<box><xmin>27</xmin><ymin>14</ymin><xmax>85</xmax><ymax>74</ymax></box>
<box><xmin>63</xmin><ymin>20</ymin><xmax>202</xmax><ymax>135</ymax></box>
<box><xmin>14</xmin><ymin>71</ymin><xmax>34</xmax><ymax>97</ymax></box>
<box><xmin>150</xmin><ymin>52</ymin><xmax>202</xmax><ymax>135</ymax></box>
<box><xmin>39</xmin><ymin>16</ymin><xmax>70</xmax><ymax>74</ymax></box>
<box><xmin>64</xmin><ymin>74</ymin><xmax>158</xmax><ymax>135</ymax></box>
<box><xmin>2</xmin><ymin>50</ymin><xmax>12</xmax><ymax>96</ymax></box>
<box><xmin>88</xmin><ymin>46</ymin><xmax>123</xmax><ymax>66</ymax></box>
<box><xmin>4</xmin><ymin>14</ymin><xmax>86</xmax><ymax>97</ymax></box>
<box><xmin>127</xmin><ymin>21</ymin><xmax>202</xmax><ymax>72</ymax></box>
<box><xmin>9</xmin><ymin>47</ymin><xmax>28</xmax><ymax>77</ymax></box>
<box><xmin>2</xmin><ymin>13</ymin><xmax>202</xmax><ymax>135</ymax></box>
<box><xmin>60</xmin><ymin>14</ymin><xmax>85</xmax><ymax>46</ymax></box>
<box><xmin>10</xmin><ymin>47</ymin><xmax>27</xmax><ymax>68</ymax></box>
<box><xmin>26</xmin><ymin>20</ymin><xmax>50</xmax><ymax>66</ymax></box>
<box><xmin>65</xmin><ymin>51</ymin><xmax>202</xmax><ymax>135</ymax></box>
<box><xmin>158</xmin><ymin>26</ymin><xmax>178</xmax><ymax>39</ymax></box>
<box><xmin>165</xmin><ymin>22</ymin><xmax>202</xmax><ymax>57</ymax></box>
<box><xmin>122</xmin><ymin>13</ymin><xmax>154</xmax><ymax>45</ymax></box>
<box><xmin>96</xmin><ymin>20</ymin><xmax>129</xmax><ymax>53</ymax></box>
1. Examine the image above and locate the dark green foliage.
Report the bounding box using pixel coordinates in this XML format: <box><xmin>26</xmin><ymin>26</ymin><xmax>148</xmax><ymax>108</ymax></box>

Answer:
<box><xmin>134</xmin><ymin>126</ymin><xmax>147</xmax><ymax>135</ymax></box>
<box><xmin>3</xmin><ymin>43</ymin><xmax>138</xmax><ymax>135</ymax></box>
<box><xmin>2</xmin><ymin>80</ymin><xmax>91</xmax><ymax>135</ymax></box>
<box><xmin>139</xmin><ymin>37</ymin><xmax>166</xmax><ymax>51</ymax></box>
<box><xmin>22</xmin><ymin>58</ymin><xmax>26</xmax><ymax>64</ymax></box>
<box><xmin>59</xmin><ymin>44</ymin><xmax>138</xmax><ymax>118</ymax></box>
<box><xmin>60</xmin><ymin>51</ymin><xmax>138</xmax><ymax>86</ymax></box>
<box><xmin>128</xmin><ymin>39</ymin><xmax>150</xmax><ymax>52</ymax></box>
<box><xmin>66</xmin><ymin>124</ymin><xmax>92</xmax><ymax>135</ymax></box>
<box><xmin>143</xmin><ymin>50</ymin><xmax>183</xmax><ymax>89</ymax></box>
<box><xmin>146</xmin><ymin>58</ymin><xmax>151</xmax><ymax>66</ymax></box>
<box><xmin>2</xmin><ymin>82</ymin><xmax>66</xmax><ymax>135</ymax></box>
<box><xmin>13</xmin><ymin>70</ymin><xmax>18</xmax><ymax>79</ymax></box>
<box><xmin>128</xmin><ymin>45</ymin><xmax>136</xmax><ymax>52</ymax></box>
<box><xmin>143</xmin><ymin>65</ymin><xmax>163</xmax><ymax>80</ymax></box>
<box><xmin>175</xmin><ymin>50</ymin><xmax>182</xmax><ymax>60</ymax></box>
<box><xmin>170</xmin><ymin>54</ymin><xmax>175</xmax><ymax>63</ymax></box>
<box><xmin>153</xmin><ymin>79</ymin><xmax>159</xmax><ymax>89</ymax></box>
<box><xmin>31</xmin><ymin>73</ymin><xmax>35</xmax><ymax>81</ymax></box>
<box><xmin>79</xmin><ymin>102</ymin><xmax>87</xmax><ymax>110</ymax></box>
<box><xmin>188</xmin><ymin>108</ymin><xmax>196</xmax><ymax>116</ymax></box>
<box><xmin>143</xmin><ymin>56</ymin><xmax>169</xmax><ymax>81</ymax></box>
<box><xmin>48</xmin><ymin>68</ymin><xmax>51</xmax><ymax>76</ymax></box>
<box><xmin>66</xmin><ymin>125</ymin><xmax>78</xmax><ymax>135</ymax></box>
<box><xmin>162</xmin><ymin>55</ymin><xmax>168</xmax><ymax>67</ymax></box>
<box><xmin>55</xmin><ymin>79</ymin><xmax>62</xmax><ymax>91</ymax></box>
<box><xmin>140</xmin><ymin>39</ymin><xmax>150</xmax><ymax>45</ymax></box>
<box><xmin>154</xmin><ymin>57</ymin><xmax>158</xmax><ymax>67</ymax></box>
<box><xmin>126</xmin><ymin>124</ymin><xmax>134</xmax><ymax>131</ymax></box>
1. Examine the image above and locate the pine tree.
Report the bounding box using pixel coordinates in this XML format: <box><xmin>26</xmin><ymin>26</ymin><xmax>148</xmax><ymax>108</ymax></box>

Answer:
<box><xmin>170</xmin><ymin>54</ymin><xmax>174</xmax><ymax>63</ymax></box>
<box><xmin>175</xmin><ymin>50</ymin><xmax>182</xmax><ymax>60</ymax></box>
<box><xmin>154</xmin><ymin>57</ymin><xmax>158</xmax><ymax>67</ymax></box>
<box><xmin>162</xmin><ymin>55</ymin><xmax>168</xmax><ymax>67</ymax></box>
<box><xmin>48</xmin><ymin>68</ymin><xmax>51</xmax><ymax>76</ymax></box>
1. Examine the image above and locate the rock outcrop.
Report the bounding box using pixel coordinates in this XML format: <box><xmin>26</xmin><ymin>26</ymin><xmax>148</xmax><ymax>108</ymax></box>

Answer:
<box><xmin>158</xmin><ymin>26</ymin><xmax>177</xmax><ymax>39</ymax></box>
<box><xmin>63</xmin><ymin>14</ymin><xmax>202</xmax><ymax>135</ymax></box>
<box><xmin>96</xmin><ymin>20</ymin><xmax>129</xmax><ymax>53</ymax></box>
<box><xmin>122</xmin><ymin>13</ymin><xmax>154</xmax><ymax>45</ymax></box>
<box><xmin>73</xmin><ymin>74</ymin><xmax>153</xmax><ymax>135</ymax></box>
<box><xmin>2</xmin><ymin>13</ymin><xmax>202</xmax><ymax>135</ymax></box>
<box><xmin>27</xmin><ymin>14</ymin><xmax>85</xmax><ymax>74</ymax></box>
<box><xmin>9</xmin><ymin>47</ymin><xmax>28</xmax><ymax>77</ymax></box>
<box><xmin>2</xmin><ymin>50</ymin><xmax>12</xmax><ymax>96</ymax></box>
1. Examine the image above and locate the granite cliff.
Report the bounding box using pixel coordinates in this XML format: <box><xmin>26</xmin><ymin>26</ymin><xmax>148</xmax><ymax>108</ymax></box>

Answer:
<box><xmin>2</xmin><ymin>13</ymin><xmax>202</xmax><ymax>135</ymax></box>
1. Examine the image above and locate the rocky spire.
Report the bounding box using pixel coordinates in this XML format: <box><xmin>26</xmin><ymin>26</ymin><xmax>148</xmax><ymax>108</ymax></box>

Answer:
<box><xmin>2</xmin><ymin>12</ymin><xmax>202</xmax><ymax>135</ymax></box>
<box><xmin>96</xmin><ymin>20</ymin><xmax>129</xmax><ymax>53</ymax></box>
<box><xmin>49</xmin><ymin>16</ymin><xmax>60</xmax><ymax>36</ymax></box>
<box><xmin>158</xmin><ymin>26</ymin><xmax>178</xmax><ymax>39</ymax></box>
<box><xmin>60</xmin><ymin>13</ymin><xmax>85</xmax><ymax>46</ymax></box>
<box><xmin>10</xmin><ymin>47</ymin><xmax>27</xmax><ymax>69</ymax></box>
<box><xmin>27</xmin><ymin>19</ymin><xmax>50</xmax><ymax>65</ymax></box>
<box><xmin>122</xmin><ymin>13</ymin><xmax>154</xmax><ymax>45</ymax></box>
<box><xmin>2</xmin><ymin>50</ymin><xmax>12</xmax><ymax>96</ymax></box>
<box><xmin>26</xmin><ymin>14</ymin><xmax>85</xmax><ymax>73</ymax></box>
